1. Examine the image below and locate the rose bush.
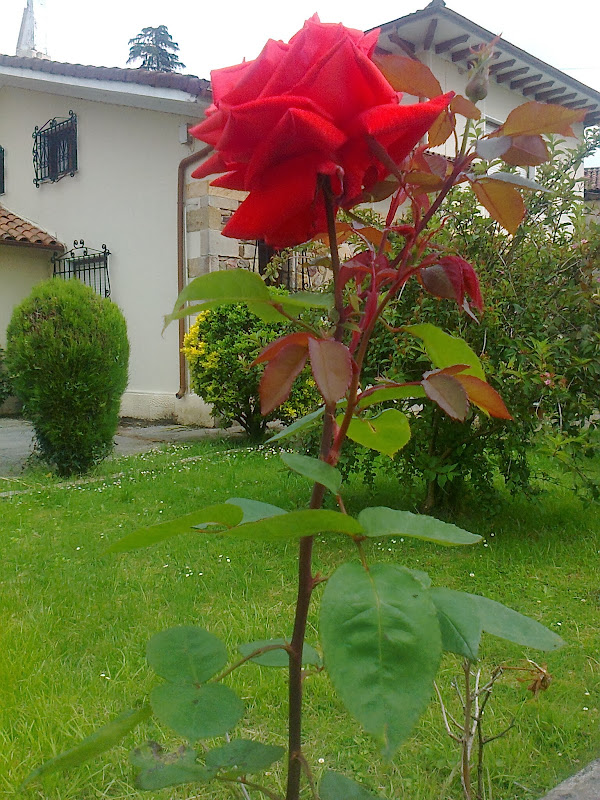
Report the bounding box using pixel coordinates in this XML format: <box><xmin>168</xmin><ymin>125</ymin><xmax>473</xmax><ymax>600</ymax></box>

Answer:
<box><xmin>190</xmin><ymin>14</ymin><xmax>452</xmax><ymax>247</ymax></box>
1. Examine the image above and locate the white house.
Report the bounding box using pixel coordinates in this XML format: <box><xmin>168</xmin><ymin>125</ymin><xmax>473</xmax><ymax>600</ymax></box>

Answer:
<box><xmin>1</xmin><ymin>0</ymin><xmax>599</xmax><ymax>424</ymax></box>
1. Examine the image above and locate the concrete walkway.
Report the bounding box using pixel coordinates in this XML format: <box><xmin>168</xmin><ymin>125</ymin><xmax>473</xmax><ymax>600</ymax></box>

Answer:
<box><xmin>0</xmin><ymin>416</ymin><xmax>242</xmax><ymax>476</ymax></box>
<box><xmin>540</xmin><ymin>759</ymin><xmax>600</xmax><ymax>799</ymax></box>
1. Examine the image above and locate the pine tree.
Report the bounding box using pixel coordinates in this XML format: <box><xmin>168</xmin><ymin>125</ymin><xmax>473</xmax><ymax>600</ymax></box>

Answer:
<box><xmin>127</xmin><ymin>25</ymin><xmax>185</xmax><ymax>72</ymax></box>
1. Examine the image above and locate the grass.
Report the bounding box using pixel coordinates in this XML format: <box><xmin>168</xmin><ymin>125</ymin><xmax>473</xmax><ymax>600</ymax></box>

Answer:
<box><xmin>0</xmin><ymin>438</ymin><xmax>599</xmax><ymax>800</ymax></box>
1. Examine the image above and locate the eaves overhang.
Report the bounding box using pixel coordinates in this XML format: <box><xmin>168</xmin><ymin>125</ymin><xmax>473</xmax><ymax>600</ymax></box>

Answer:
<box><xmin>0</xmin><ymin>56</ymin><xmax>211</xmax><ymax>117</ymax></box>
<box><xmin>372</xmin><ymin>1</ymin><xmax>600</xmax><ymax>126</ymax></box>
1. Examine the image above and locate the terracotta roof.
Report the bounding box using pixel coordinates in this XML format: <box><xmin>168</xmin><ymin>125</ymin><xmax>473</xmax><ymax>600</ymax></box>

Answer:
<box><xmin>0</xmin><ymin>206</ymin><xmax>64</xmax><ymax>250</ymax></box>
<box><xmin>0</xmin><ymin>53</ymin><xmax>211</xmax><ymax>99</ymax></box>
<box><xmin>585</xmin><ymin>167</ymin><xmax>600</xmax><ymax>194</ymax></box>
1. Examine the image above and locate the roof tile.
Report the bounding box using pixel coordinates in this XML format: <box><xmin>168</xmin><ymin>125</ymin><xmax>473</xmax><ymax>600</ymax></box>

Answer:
<box><xmin>0</xmin><ymin>206</ymin><xmax>64</xmax><ymax>250</ymax></box>
<box><xmin>0</xmin><ymin>53</ymin><xmax>211</xmax><ymax>99</ymax></box>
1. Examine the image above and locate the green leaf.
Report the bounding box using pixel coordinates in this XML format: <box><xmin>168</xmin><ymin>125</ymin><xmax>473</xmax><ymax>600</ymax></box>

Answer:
<box><xmin>358</xmin><ymin>385</ymin><xmax>426</xmax><ymax>408</ymax></box>
<box><xmin>146</xmin><ymin>626</ymin><xmax>228</xmax><ymax>684</ymax></box>
<box><xmin>357</xmin><ymin>507</ymin><xmax>482</xmax><ymax>546</ymax></box>
<box><xmin>320</xmin><ymin>770</ymin><xmax>386</xmax><ymax>800</ymax></box>
<box><xmin>320</xmin><ymin>563</ymin><xmax>442</xmax><ymax>759</ymax></box>
<box><xmin>150</xmin><ymin>684</ymin><xmax>243</xmax><ymax>741</ymax></box>
<box><xmin>404</xmin><ymin>324</ymin><xmax>486</xmax><ymax>380</ymax></box>
<box><xmin>219</xmin><ymin>509</ymin><xmax>363</xmax><ymax>542</ymax></box>
<box><xmin>468</xmin><ymin>594</ymin><xmax>564</xmax><ymax>651</ymax></box>
<box><xmin>280</xmin><ymin>452</ymin><xmax>342</xmax><ymax>495</ymax></box>
<box><xmin>108</xmin><ymin>504</ymin><xmax>243</xmax><ymax>553</ymax></box>
<box><xmin>238</xmin><ymin>638</ymin><xmax>321</xmax><ymax>667</ymax></box>
<box><xmin>205</xmin><ymin>739</ymin><xmax>285</xmax><ymax>774</ymax></box>
<box><xmin>165</xmin><ymin>270</ymin><xmax>275</xmax><ymax>327</ymax></box>
<box><xmin>483</xmin><ymin>171</ymin><xmax>550</xmax><ymax>193</ymax></box>
<box><xmin>273</xmin><ymin>290</ymin><xmax>334</xmax><ymax>314</ymax></box>
<box><xmin>226</xmin><ymin>497</ymin><xmax>287</xmax><ymax>523</ymax></box>
<box><xmin>342</xmin><ymin>409</ymin><xmax>411</xmax><ymax>457</ymax></box>
<box><xmin>266</xmin><ymin>406</ymin><xmax>325</xmax><ymax>443</ymax></box>
<box><xmin>131</xmin><ymin>744</ymin><xmax>212</xmax><ymax>791</ymax></box>
<box><xmin>430</xmin><ymin>588</ymin><xmax>482</xmax><ymax>660</ymax></box>
<box><xmin>21</xmin><ymin>706</ymin><xmax>151</xmax><ymax>787</ymax></box>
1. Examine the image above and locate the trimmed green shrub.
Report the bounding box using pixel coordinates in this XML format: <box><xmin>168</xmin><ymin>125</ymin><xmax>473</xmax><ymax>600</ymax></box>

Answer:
<box><xmin>182</xmin><ymin>302</ymin><xmax>320</xmax><ymax>438</ymax></box>
<box><xmin>0</xmin><ymin>346</ymin><xmax>12</xmax><ymax>408</ymax></box>
<box><xmin>6</xmin><ymin>279</ymin><xmax>129</xmax><ymax>475</ymax></box>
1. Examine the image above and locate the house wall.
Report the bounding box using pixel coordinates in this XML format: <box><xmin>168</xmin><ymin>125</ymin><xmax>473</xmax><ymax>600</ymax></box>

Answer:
<box><xmin>0</xmin><ymin>84</ymin><xmax>213</xmax><ymax>423</ymax></box>
<box><xmin>0</xmin><ymin>244</ymin><xmax>52</xmax><ymax>347</ymax></box>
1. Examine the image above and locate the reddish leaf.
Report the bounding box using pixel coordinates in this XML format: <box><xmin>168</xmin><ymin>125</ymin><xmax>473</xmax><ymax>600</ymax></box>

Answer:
<box><xmin>422</xmin><ymin>372</ymin><xmax>469</xmax><ymax>421</ymax></box>
<box><xmin>493</xmin><ymin>102</ymin><xmax>586</xmax><ymax>138</ymax></box>
<box><xmin>259</xmin><ymin>343</ymin><xmax>309</xmax><ymax>415</ymax></box>
<box><xmin>253</xmin><ymin>332</ymin><xmax>312</xmax><ymax>365</ymax></box>
<box><xmin>406</xmin><ymin>171</ymin><xmax>445</xmax><ymax>191</ymax></box>
<box><xmin>450</xmin><ymin>95</ymin><xmax>481</xmax><ymax>120</ymax></box>
<box><xmin>373</xmin><ymin>53</ymin><xmax>443</xmax><ymax>99</ymax></box>
<box><xmin>471</xmin><ymin>179</ymin><xmax>525</xmax><ymax>235</ymax></box>
<box><xmin>428</xmin><ymin>110</ymin><xmax>454</xmax><ymax>147</ymax></box>
<box><xmin>354</xmin><ymin>178</ymin><xmax>400</xmax><ymax>204</ymax></box>
<box><xmin>308</xmin><ymin>338</ymin><xmax>352</xmax><ymax>405</ymax></box>
<box><xmin>454</xmin><ymin>375</ymin><xmax>512</xmax><ymax>419</ymax></box>
<box><xmin>501</xmin><ymin>135</ymin><xmax>549</xmax><ymax>167</ymax></box>
<box><xmin>422</xmin><ymin>151</ymin><xmax>453</xmax><ymax>178</ymax></box>
<box><xmin>419</xmin><ymin>256</ymin><xmax>483</xmax><ymax>312</ymax></box>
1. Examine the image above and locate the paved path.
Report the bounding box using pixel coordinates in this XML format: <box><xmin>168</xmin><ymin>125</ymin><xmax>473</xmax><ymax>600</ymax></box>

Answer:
<box><xmin>0</xmin><ymin>416</ymin><xmax>241</xmax><ymax>476</ymax></box>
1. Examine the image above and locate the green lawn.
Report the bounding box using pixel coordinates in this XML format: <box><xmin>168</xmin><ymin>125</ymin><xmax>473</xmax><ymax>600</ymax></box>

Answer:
<box><xmin>1</xmin><ymin>440</ymin><xmax>598</xmax><ymax>799</ymax></box>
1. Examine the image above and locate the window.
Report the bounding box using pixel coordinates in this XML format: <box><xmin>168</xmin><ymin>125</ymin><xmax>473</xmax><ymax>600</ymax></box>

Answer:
<box><xmin>52</xmin><ymin>241</ymin><xmax>111</xmax><ymax>297</ymax></box>
<box><xmin>32</xmin><ymin>111</ymin><xmax>77</xmax><ymax>187</ymax></box>
<box><xmin>0</xmin><ymin>146</ymin><xmax>5</xmax><ymax>194</ymax></box>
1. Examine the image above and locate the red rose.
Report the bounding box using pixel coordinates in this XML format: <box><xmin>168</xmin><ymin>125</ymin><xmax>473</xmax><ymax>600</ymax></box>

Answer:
<box><xmin>190</xmin><ymin>15</ymin><xmax>453</xmax><ymax>248</ymax></box>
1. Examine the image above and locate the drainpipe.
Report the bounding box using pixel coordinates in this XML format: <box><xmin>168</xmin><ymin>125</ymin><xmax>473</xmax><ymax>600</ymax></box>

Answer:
<box><xmin>176</xmin><ymin>144</ymin><xmax>212</xmax><ymax>399</ymax></box>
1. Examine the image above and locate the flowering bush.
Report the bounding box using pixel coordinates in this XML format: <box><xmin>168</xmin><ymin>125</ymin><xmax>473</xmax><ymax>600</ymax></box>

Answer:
<box><xmin>32</xmin><ymin>16</ymin><xmax>587</xmax><ymax>800</ymax></box>
<box><xmin>182</xmin><ymin>304</ymin><xmax>320</xmax><ymax>437</ymax></box>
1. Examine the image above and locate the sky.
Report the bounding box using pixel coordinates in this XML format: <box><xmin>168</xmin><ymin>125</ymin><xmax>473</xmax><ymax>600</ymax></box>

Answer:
<box><xmin>1</xmin><ymin>0</ymin><xmax>599</xmax><ymax>162</ymax></box>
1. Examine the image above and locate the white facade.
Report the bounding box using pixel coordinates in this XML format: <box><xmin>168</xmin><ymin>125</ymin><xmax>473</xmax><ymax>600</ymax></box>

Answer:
<box><xmin>0</xmin><ymin>69</ymin><xmax>217</xmax><ymax>423</ymax></box>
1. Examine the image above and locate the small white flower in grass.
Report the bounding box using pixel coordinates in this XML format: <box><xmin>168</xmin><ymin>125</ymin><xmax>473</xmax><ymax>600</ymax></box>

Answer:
<box><xmin>76</xmin><ymin>546</ymin><xmax>81</xmax><ymax>551</ymax></box>
<box><xmin>583</xmin><ymin>707</ymin><xmax>589</xmax><ymax>711</ymax></box>
<box><xmin>318</xmin><ymin>758</ymin><xmax>325</xmax><ymax>764</ymax></box>
<box><xmin>469</xmin><ymin>572</ymin><xmax>475</xmax><ymax>577</ymax></box>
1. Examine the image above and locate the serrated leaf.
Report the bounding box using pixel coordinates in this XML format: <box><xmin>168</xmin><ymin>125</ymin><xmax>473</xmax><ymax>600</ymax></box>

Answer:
<box><xmin>482</xmin><ymin>171</ymin><xmax>550</xmax><ymax>193</ymax></box>
<box><xmin>259</xmin><ymin>342</ymin><xmax>309</xmax><ymax>415</ymax></box>
<box><xmin>502</xmin><ymin>135</ymin><xmax>549</xmax><ymax>167</ymax></box>
<box><xmin>450</xmin><ymin>94</ymin><xmax>481</xmax><ymax>120</ymax></box>
<box><xmin>205</xmin><ymin>740</ymin><xmax>285</xmax><ymax>774</ymax></box>
<box><xmin>430</xmin><ymin>587</ymin><xmax>482</xmax><ymax>660</ymax></box>
<box><xmin>320</xmin><ymin>563</ymin><xmax>442</xmax><ymax>759</ymax></box>
<box><xmin>308</xmin><ymin>338</ymin><xmax>352</xmax><ymax>405</ymax></box>
<box><xmin>219</xmin><ymin>509</ymin><xmax>363</xmax><ymax>541</ymax></box>
<box><xmin>422</xmin><ymin>371</ymin><xmax>469</xmax><ymax>421</ymax></box>
<box><xmin>320</xmin><ymin>770</ymin><xmax>386</xmax><ymax>800</ymax></box>
<box><xmin>238</xmin><ymin>638</ymin><xmax>321</xmax><ymax>667</ymax></box>
<box><xmin>358</xmin><ymin>385</ymin><xmax>426</xmax><ymax>408</ymax></box>
<box><xmin>165</xmin><ymin>270</ymin><xmax>273</xmax><ymax>327</ymax></box>
<box><xmin>131</xmin><ymin>744</ymin><xmax>212</xmax><ymax>791</ymax></box>
<box><xmin>357</xmin><ymin>507</ymin><xmax>481</xmax><ymax>546</ymax></box>
<box><xmin>108</xmin><ymin>504</ymin><xmax>243</xmax><ymax>553</ymax></box>
<box><xmin>266</xmin><ymin>406</ymin><xmax>325</xmax><ymax>443</ymax></box>
<box><xmin>476</xmin><ymin>136</ymin><xmax>512</xmax><ymax>161</ymax></box>
<box><xmin>454</xmin><ymin>375</ymin><xmax>512</xmax><ymax>419</ymax></box>
<box><xmin>342</xmin><ymin>409</ymin><xmax>411</xmax><ymax>457</ymax></box>
<box><xmin>146</xmin><ymin>627</ymin><xmax>227</xmax><ymax>684</ymax></box>
<box><xmin>226</xmin><ymin>497</ymin><xmax>287</xmax><ymax>523</ymax></box>
<box><xmin>468</xmin><ymin>594</ymin><xmax>564</xmax><ymax>651</ymax></box>
<box><xmin>280</xmin><ymin>452</ymin><xmax>342</xmax><ymax>494</ymax></box>
<box><xmin>22</xmin><ymin>706</ymin><xmax>151</xmax><ymax>787</ymax></box>
<box><xmin>374</xmin><ymin>53</ymin><xmax>442</xmax><ymax>98</ymax></box>
<box><xmin>404</xmin><ymin>324</ymin><xmax>486</xmax><ymax>380</ymax></box>
<box><xmin>150</xmin><ymin>684</ymin><xmax>243</xmax><ymax>741</ymax></box>
<box><xmin>428</xmin><ymin>109</ymin><xmax>454</xmax><ymax>147</ymax></box>
<box><xmin>471</xmin><ymin>179</ymin><xmax>525</xmax><ymax>235</ymax></box>
<box><xmin>494</xmin><ymin>101</ymin><xmax>586</xmax><ymax>138</ymax></box>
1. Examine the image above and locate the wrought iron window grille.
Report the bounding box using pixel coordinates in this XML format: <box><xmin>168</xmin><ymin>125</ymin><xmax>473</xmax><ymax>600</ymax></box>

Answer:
<box><xmin>32</xmin><ymin>111</ymin><xmax>77</xmax><ymax>187</ymax></box>
<box><xmin>52</xmin><ymin>240</ymin><xmax>111</xmax><ymax>297</ymax></box>
<box><xmin>0</xmin><ymin>145</ymin><xmax>5</xmax><ymax>194</ymax></box>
